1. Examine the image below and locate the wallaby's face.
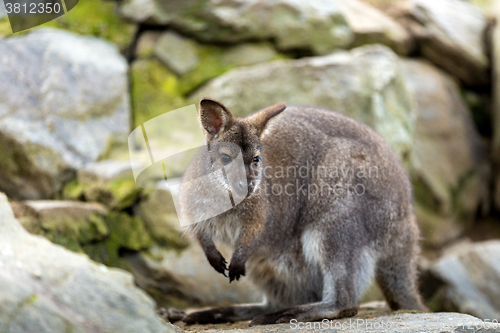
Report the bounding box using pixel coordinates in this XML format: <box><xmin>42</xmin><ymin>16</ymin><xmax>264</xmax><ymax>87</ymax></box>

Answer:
<box><xmin>199</xmin><ymin>98</ymin><xmax>286</xmax><ymax>197</ymax></box>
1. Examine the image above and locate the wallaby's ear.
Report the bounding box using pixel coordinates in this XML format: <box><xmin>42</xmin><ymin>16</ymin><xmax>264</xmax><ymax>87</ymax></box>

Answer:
<box><xmin>199</xmin><ymin>98</ymin><xmax>234</xmax><ymax>139</ymax></box>
<box><xmin>247</xmin><ymin>102</ymin><xmax>286</xmax><ymax>136</ymax></box>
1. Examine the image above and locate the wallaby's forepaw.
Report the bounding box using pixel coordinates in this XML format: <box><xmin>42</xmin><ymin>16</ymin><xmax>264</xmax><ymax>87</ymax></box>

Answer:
<box><xmin>207</xmin><ymin>252</ymin><xmax>228</xmax><ymax>277</ymax></box>
<box><xmin>228</xmin><ymin>260</ymin><xmax>245</xmax><ymax>282</ymax></box>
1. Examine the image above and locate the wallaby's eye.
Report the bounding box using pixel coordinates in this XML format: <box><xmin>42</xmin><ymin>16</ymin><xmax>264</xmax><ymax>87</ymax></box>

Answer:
<box><xmin>253</xmin><ymin>156</ymin><xmax>261</xmax><ymax>164</ymax></box>
<box><xmin>220</xmin><ymin>154</ymin><xmax>231</xmax><ymax>165</ymax></box>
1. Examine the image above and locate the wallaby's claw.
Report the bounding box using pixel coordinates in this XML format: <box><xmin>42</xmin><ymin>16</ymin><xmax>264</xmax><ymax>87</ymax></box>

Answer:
<box><xmin>207</xmin><ymin>252</ymin><xmax>228</xmax><ymax>277</ymax></box>
<box><xmin>228</xmin><ymin>261</ymin><xmax>245</xmax><ymax>283</ymax></box>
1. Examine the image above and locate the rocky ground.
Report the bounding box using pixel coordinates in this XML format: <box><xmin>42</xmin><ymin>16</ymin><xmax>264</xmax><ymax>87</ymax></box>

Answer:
<box><xmin>1</xmin><ymin>0</ymin><xmax>500</xmax><ymax>332</ymax></box>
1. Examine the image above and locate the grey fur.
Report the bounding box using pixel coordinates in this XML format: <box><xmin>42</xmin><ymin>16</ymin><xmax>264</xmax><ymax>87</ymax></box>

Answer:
<box><xmin>178</xmin><ymin>99</ymin><xmax>427</xmax><ymax>325</ymax></box>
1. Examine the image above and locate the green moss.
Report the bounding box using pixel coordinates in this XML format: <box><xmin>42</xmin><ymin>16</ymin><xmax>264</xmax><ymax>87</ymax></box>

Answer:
<box><xmin>131</xmin><ymin>59</ymin><xmax>187</xmax><ymax>126</ymax></box>
<box><xmin>178</xmin><ymin>42</ymin><xmax>288</xmax><ymax>95</ymax></box>
<box><xmin>40</xmin><ymin>213</ymin><xmax>109</xmax><ymax>252</ymax></box>
<box><xmin>177</xmin><ymin>45</ymin><xmax>232</xmax><ymax>95</ymax></box>
<box><xmin>411</xmin><ymin>176</ymin><xmax>441</xmax><ymax>213</ymax></box>
<box><xmin>62</xmin><ymin>179</ymin><xmax>85</xmax><ymax>200</ymax></box>
<box><xmin>0</xmin><ymin>131</ymin><xmax>33</xmax><ymax>175</ymax></box>
<box><xmin>108</xmin><ymin>178</ymin><xmax>142</xmax><ymax>209</ymax></box>
<box><xmin>25</xmin><ymin>293</ymin><xmax>38</xmax><ymax>305</ymax></box>
<box><xmin>84</xmin><ymin>177</ymin><xmax>142</xmax><ymax>210</ymax></box>
<box><xmin>41</xmin><ymin>0</ymin><xmax>136</xmax><ymax>49</ymax></box>
<box><xmin>62</xmin><ymin>176</ymin><xmax>142</xmax><ymax>210</ymax></box>
<box><xmin>82</xmin><ymin>212</ymin><xmax>152</xmax><ymax>269</ymax></box>
<box><xmin>1</xmin><ymin>0</ymin><xmax>135</xmax><ymax>47</ymax></box>
<box><xmin>0</xmin><ymin>17</ymin><xmax>13</xmax><ymax>37</ymax></box>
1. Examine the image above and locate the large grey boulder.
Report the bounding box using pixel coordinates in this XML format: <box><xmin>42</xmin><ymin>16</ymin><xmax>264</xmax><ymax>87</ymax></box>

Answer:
<box><xmin>119</xmin><ymin>0</ymin><xmax>411</xmax><ymax>55</ymax></box>
<box><xmin>401</xmin><ymin>59</ymin><xmax>488</xmax><ymax>248</ymax></box>
<box><xmin>190</xmin><ymin>44</ymin><xmax>415</xmax><ymax>163</ymax></box>
<box><xmin>430</xmin><ymin>241</ymin><xmax>500</xmax><ymax>320</ymax></box>
<box><xmin>0</xmin><ymin>192</ymin><xmax>173</xmax><ymax>333</ymax></box>
<box><xmin>391</xmin><ymin>0</ymin><xmax>489</xmax><ymax>86</ymax></box>
<box><xmin>0</xmin><ymin>28</ymin><xmax>130</xmax><ymax>199</ymax></box>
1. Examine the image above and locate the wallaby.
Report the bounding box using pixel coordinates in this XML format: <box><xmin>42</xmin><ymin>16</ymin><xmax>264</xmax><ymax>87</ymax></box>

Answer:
<box><xmin>176</xmin><ymin>98</ymin><xmax>427</xmax><ymax>325</ymax></box>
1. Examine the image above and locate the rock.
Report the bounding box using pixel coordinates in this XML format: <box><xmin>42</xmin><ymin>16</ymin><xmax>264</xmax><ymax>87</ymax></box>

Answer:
<box><xmin>11</xmin><ymin>200</ymin><xmax>153</xmax><ymax>269</ymax></box>
<box><xmin>119</xmin><ymin>0</ymin><xmax>415</xmax><ymax>55</ymax></box>
<box><xmin>154</xmin><ymin>31</ymin><xmax>200</xmax><ymax>75</ymax></box>
<box><xmin>0</xmin><ymin>1</ymin><xmax>5</xmax><ymax>19</ymax></box>
<box><xmin>136</xmin><ymin>30</ymin><xmax>162</xmax><ymax>59</ymax></box>
<box><xmin>125</xmin><ymin>243</ymin><xmax>263</xmax><ymax>309</ymax></box>
<box><xmin>401</xmin><ymin>59</ymin><xmax>488</xmax><ymax>248</ymax></box>
<box><xmin>0</xmin><ymin>28</ymin><xmax>130</xmax><ymax>200</ymax></box>
<box><xmin>221</xmin><ymin>43</ymin><xmax>281</xmax><ymax>67</ymax></box>
<box><xmin>11</xmin><ymin>200</ymin><xmax>109</xmax><ymax>253</ymax></box>
<box><xmin>429</xmin><ymin>240</ymin><xmax>500</xmax><ymax>320</ymax></box>
<box><xmin>190</xmin><ymin>44</ymin><xmax>416</xmax><ymax>163</ymax></box>
<box><xmin>134</xmin><ymin>183</ymin><xmax>189</xmax><ymax>249</ymax></box>
<box><xmin>182</xmin><ymin>307</ymin><xmax>495</xmax><ymax>332</ymax></box>
<box><xmin>131</xmin><ymin>42</ymin><xmax>284</xmax><ymax>125</ymax></box>
<box><xmin>339</xmin><ymin>0</ymin><xmax>413</xmax><ymax>55</ymax></box>
<box><xmin>119</xmin><ymin>0</ymin><xmax>354</xmax><ymax>55</ymax></box>
<box><xmin>492</xmin><ymin>1</ymin><xmax>500</xmax><ymax>211</ymax></box>
<box><xmin>392</xmin><ymin>0</ymin><xmax>489</xmax><ymax>86</ymax></box>
<box><xmin>0</xmin><ymin>192</ymin><xmax>173</xmax><ymax>333</ymax></box>
<box><xmin>131</xmin><ymin>58</ymin><xmax>187</xmax><ymax>126</ymax></box>
<box><xmin>63</xmin><ymin>160</ymin><xmax>143</xmax><ymax>210</ymax></box>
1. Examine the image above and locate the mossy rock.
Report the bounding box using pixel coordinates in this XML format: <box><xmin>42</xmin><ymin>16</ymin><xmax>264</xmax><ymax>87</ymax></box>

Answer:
<box><xmin>0</xmin><ymin>17</ymin><xmax>12</xmax><ymax>37</ymax></box>
<box><xmin>11</xmin><ymin>201</ymin><xmax>110</xmax><ymax>253</ymax></box>
<box><xmin>131</xmin><ymin>58</ymin><xmax>187</xmax><ymax>126</ymax></box>
<box><xmin>1</xmin><ymin>0</ymin><xmax>135</xmax><ymax>48</ymax></box>
<box><xmin>131</xmin><ymin>36</ymin><xmax>289</xmax><ymax>126</ymax></box>
<box><xmin>40</xmin><ymin>213</ymin><xmax>109</xmax><ymax>252</ymax></box>
<box><xmin>62</xmin><ymin>161</ymin><xmax>144</xmax><ymax>211</ymax></box>
<box><xmin>63</xmin><ymin>177</ymin><xmax>142</xmax><ymax>210</ymax></box>
<box><xmin>134</xmin><ymin>188</ymin><xmax>189</xmax><ymax>250</ymax></box>
<box><xmin>83</xmin><ymin>212</ymin><xmax>153</xmax><ymax>269</ymax></box>
<box><xmin>12</xmin><ymin>201</ymin><xmax>153</xmax><ymax>270</ymax></box>
<box><xmin>175</xmin><ymin>42</ymin><xmax>288</xmax><ymax>95</ymax></box>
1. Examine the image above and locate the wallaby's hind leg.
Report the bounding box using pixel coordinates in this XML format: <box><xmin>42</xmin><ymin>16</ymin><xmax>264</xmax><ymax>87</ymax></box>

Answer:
<box><xmin>183</xmin><ymin>303</ymin><xmax>270</xmax><ymax>324</ymax></box>
<box><xmin>375</xmin><ymin>256</ymin><xmax>426</xmax><ymax>311</ymax></box>
<box><xmin>375</xmin><ymin>217</ymin><xmax>427</xmax><ymax>312</ymax></box>
<box><xmin>250</xmin><ymin>240</ymin><xmax>375</xmax><ymax>325</ymax></box>
<box><xmin>249</xmin><ymin>270</ymin><xmax>360</xmax><ymax>326</ymax></box>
